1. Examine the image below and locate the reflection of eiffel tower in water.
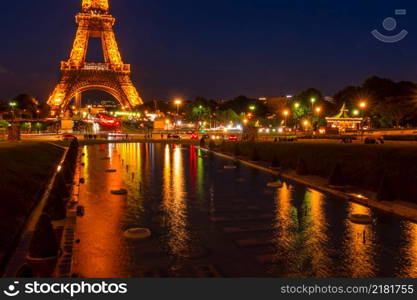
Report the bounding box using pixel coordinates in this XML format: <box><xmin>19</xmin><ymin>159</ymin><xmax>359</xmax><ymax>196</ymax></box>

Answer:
<box><xmin>47</xmin><ymin>0</ymin><xmax>143</xmax><ymax>115</ymax></box>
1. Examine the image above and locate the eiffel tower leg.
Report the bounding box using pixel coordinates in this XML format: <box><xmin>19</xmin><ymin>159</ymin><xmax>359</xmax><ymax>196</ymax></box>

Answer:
<box><xmin>118</xmin><ymin>75</ymin><xmax>143</xmax><ymax>108</ymax></box>
<box><xmin>75</xmin><ymin>92</ymin><xmax>82</xmax><ymax>110</ymax></box>
<box><xmin>48</xmin><ymin>82</ymin><xmax>69</xmax><ymax>115</ymax></box>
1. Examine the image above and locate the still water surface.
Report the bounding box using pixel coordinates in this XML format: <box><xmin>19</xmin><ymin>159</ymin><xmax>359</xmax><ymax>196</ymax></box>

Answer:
<box><xmin>73</xmin><ymin>143</ymin><xmax>417</xmax><ymax>278</ymax></box>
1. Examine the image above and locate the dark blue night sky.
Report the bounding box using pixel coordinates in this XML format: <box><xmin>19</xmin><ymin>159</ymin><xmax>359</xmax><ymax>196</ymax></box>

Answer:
<box><xmin>1</xmin><ymin>0</ymin><xmax>417</xmax><ymax>102</ymax></box>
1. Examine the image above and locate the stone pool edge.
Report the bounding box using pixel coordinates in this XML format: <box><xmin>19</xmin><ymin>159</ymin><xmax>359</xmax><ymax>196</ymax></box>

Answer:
<box><xmin>203</xmin><ymin>148</ymin><xmax>417</xmax><ymax>224</ymax></box>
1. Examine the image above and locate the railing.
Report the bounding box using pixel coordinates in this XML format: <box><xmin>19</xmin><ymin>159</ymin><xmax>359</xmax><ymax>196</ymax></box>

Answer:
<box><xmin>61</xmin><ymin>62</ymin><xmax>131</xmax><ymax>73</ymax></box>
<box><xmin>83</xmin><ymin>63</ymin><xmax>109</xmax><ymax>71</ymax></box>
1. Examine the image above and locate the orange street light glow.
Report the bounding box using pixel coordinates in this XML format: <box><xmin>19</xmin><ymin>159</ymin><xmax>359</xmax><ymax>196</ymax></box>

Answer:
<box><xmin>359</xmin><ymin>101</ymin><xmax>367</xmax><ymax>109</ymax></box>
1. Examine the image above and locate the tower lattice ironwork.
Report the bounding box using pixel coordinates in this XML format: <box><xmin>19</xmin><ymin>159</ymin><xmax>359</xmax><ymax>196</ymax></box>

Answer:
<box><xmin>47</xmin><ymin>0</ymin><xmax>143</xmax><ymax>113</ymax></box>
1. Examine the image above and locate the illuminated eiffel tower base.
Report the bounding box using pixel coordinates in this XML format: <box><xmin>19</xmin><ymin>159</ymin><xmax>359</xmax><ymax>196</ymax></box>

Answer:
<box><xmin>47</xmin><ymin>0</ymin><xmax>143</xmax><ymax>115</ymax></box>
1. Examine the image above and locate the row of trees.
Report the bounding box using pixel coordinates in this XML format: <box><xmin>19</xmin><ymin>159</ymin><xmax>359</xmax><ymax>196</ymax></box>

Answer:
<box><xmin>333</xmin><ymin>77</ymin><xmax>417</xmax><ymax>128</ymax></box>
<box><xmin>0</xmin><ymin>94</ymin><xmax>50</xmax><ymax>119</ymax></box>
<box><xmin>2</xmin><ymin>76</ymin><xmax>417</xmax><ymax>129</ymax></box>
<box><xmin>137</xmin><ymin>77</ymin><xmax>417</xmax><ymax>129</ymax></box>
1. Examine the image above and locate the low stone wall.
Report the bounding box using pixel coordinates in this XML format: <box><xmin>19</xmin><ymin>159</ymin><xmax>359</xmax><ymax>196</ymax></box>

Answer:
<box><xmin>214</xmin><ymin>141</ymin><xmax>417</xmax><ymax>205</ymax></box>
<box><xmin>3</xmin><ymin>139</ymin><xmax>79</xmax><ymax>277</ymax></box>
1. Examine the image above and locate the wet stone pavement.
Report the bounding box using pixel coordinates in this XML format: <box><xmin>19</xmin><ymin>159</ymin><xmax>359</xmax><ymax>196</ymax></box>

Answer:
<box><xmin>72</xmin><ymin>143</ymin><xmax>417</xmax><ymax>278</ymax></box>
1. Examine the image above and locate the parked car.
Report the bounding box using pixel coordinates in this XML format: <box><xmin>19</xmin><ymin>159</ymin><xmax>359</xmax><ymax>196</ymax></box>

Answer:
<box><xmin>168</xmin><ymin>134</ymin><xmax>181</xmax><ymax>140</ymax></box>
<box><xmin>228</xmin><ymin>134</ymin><xmax>238</xmax><ymax>142</ymax></box>
<box><xmin>190</xmin><ymin>132</ymin><xmax>199</xmax><ymax>140</ymax></box>
<box><xmin>364</xmin><ymin>137</ymin><xmax>384</xmax><ymax>144</ymax></box>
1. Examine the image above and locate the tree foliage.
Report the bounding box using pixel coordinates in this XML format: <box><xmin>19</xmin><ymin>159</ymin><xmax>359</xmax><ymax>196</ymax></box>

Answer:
<box><xmin>333</xmin><ymin>76</ymin><xmax>417</xmax><ymax>128</ymax></box>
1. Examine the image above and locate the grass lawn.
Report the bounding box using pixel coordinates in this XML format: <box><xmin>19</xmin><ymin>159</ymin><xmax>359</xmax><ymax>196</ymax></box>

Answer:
<box><xmin>0</xmin><ymin>142</ymin><xmax>64</xmax><ymax>269</ymax></box>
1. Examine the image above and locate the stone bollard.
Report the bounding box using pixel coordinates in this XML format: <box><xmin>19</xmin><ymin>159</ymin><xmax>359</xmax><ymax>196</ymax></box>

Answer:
<box><xmin>296</xmin><ymin>158</ymin><xmax>309</xmax><ymax>176</ymax></box>
<box><xmin>328</xmin><ymin>163</ymin><xmax>345</xmax><ymax>186</ymax></box>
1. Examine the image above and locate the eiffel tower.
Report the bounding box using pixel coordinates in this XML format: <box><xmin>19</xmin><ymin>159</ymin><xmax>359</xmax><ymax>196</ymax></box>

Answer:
<box><xmin>47</xmin><ymin>0</ymin><xmax>143</xmax><ymax>115</ymax></box>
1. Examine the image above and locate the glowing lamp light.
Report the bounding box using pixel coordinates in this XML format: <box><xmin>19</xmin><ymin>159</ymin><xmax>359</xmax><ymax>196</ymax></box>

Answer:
<box><xmin>282</xmin><ymin>110</ymin><xmax>290</xmax><ymax>117</ymax></box>
<box><xmin>353</xmin><ymin>109</ymin><xmax>360</xmax><ymax>116</ymax></box>
<box><xmin>294</xmin><ymin>103</ymin><xmax>300</xmax><ymax>109</ymax></box>
<box><xmin>315</xmin><ymin>107</ymin><xmax>322</xmax><ymax>113</ymax></box>
<box><xmin>359</xmin><ymin>101</ymin><xmax>367</xmax><ymax>109</ymax></box>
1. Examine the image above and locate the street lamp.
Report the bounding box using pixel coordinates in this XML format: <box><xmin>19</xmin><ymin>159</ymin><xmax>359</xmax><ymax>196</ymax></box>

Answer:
<box><xmin>282</xmin><ymin>110</ymin><xmax>290</xmax><ymax>128</ymax></box>
<box><xmin>310</xmin><ymin>97</ymin><xmax>317</xmax><ymax>114</ymax></box>
<box><xmin>249</xmin><ymin>105</ymin><xmax>256</xmax><ymax>112</ymax></box>
<box><xmin>358</xmin><ymin>100</ymin><xmax>369</xmax><ymax>140</ymax></box>
<box><xmin>315</xmin><ymin>106</ymin><xmax>322</xmax><ymax>114</ymax></box>
<box><xmin>9</xmin><ymin>101</ymin><xmax>17</xmax><ymax>120</ymax></box>
<box><xmin>302</xmin><ymin>119</ymin><xmax>310</xmax><ymax>131</ymax></box>
<box><xmin>174</xmin><ymin>99</ymin><xmax>182</xmax><ymax>116</ymax></box>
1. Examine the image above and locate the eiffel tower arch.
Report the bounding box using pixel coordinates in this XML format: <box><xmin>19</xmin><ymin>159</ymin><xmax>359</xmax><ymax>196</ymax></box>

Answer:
<box><xmin>47</xmin><ymin>0</ymin><xmax>143</xmax><ymax>114</ymax></box>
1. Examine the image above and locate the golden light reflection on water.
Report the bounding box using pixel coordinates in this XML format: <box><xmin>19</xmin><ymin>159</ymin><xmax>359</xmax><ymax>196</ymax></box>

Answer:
<box><xmin>74</xmin><ymin>143</ymin><xmax>417</xmax><ymax>277</ymax></box>
<box><xmin>274</xmin><ymin>183</ymin><xmax>296</xmax><ymax>251</ymax></box>
<box><xmin>343</xmin><ymin>202</ymin><xmax>376</xmax><ymax>277</ymax></box>
<box><xmin>162</xmin><ymin>145</ymin><xmax>190</xmax><ymax>257</ymax></box>
<box><xmin>399</xmin><ymin>222</ymin><xmax>417</xmax><ymax>277</ymax></box>
<box><xmin>300</xmin><ymin>189</ymin><xmax>332</xmax><ymax>277</ymax></box>
<box><xmin>272</xmin><ymin>183</ymin><xmax>300</xmax><ymax>276</ymax></box>
<box><xmin>75</xmin><ymin>144</ymin><xmax>126</xmax><ymax>277</ymax></box>
<box><xmin>82</xmin><ymin>145</ymin><xmax>89</xmax><ymax>178</ymax></box>
<box><xmin>273</xmin><ymin>186</ymin><xmax>332</xmax><ymax>277</ymax></box>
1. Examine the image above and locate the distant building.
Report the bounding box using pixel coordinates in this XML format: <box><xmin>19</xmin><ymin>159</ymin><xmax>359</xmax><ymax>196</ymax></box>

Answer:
<box><xmin>259</xmin><ymin>96</ymin><xmax>293</xmax><ymax>112</ymax></box>
<box><xmin>326</xmin><ymin>103</ymin><xmax>363</xmax><ymax>132</ymax></box>
<box><xmin>258</xmin><ymin>95</ymin><xmax>293</xmax><ymax>102</ymax></box>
